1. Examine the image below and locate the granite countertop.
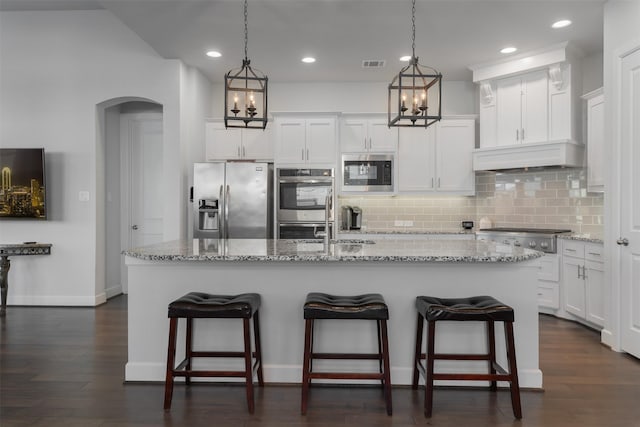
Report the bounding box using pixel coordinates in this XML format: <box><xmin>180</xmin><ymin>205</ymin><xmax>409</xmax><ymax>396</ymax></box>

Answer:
<box><xmin>0</xmin><ymin>243</ymin><xmax>52</xmax><ymax>256</ymax></box>
<box><xmin>338</xmin><ymin>229</ymin><xmax>475</xmax><ymax>235</ymax></box>
<box><xmin>123</xmin><ymin>238</ymin><xmax>543</xmax><ymax>263</ymax></box>
<box><xmin>558</xmin><ymin>234</ymin><xmax>604</xmax><ymax>244</ymax></box>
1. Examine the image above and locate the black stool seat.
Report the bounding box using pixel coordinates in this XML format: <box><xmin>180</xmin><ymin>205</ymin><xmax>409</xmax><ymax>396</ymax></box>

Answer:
<box><xmin>416</xmin><ymin>295</ymin><xmax>514</xmax><ymax>322</ymax></box>
<box><xmin>413</xmin><ymin>294</ymin><xmax>521</xmax><ymax>419</ymax></box>
<box><xmin>304</xmin><ymin>292</ymin><xmax>388</xmax><ymax>320</ymax></box>
<box><xmin>301</xmin><ymin>292</ymin><xmax>392</xmax><ymax>415</ymax></box>
<box><xmin>164</xmin><ymin>292</ymin><xmax>263</xmax><ymax>413</ymax></box>
<box><xmin>168</xmin><ymin>292</ymin><xmax>260</xmax><ymax>318</ymax></box>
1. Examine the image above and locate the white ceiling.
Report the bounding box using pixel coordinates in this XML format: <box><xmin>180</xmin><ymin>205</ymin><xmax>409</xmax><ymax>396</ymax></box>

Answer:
<box><xmin>1</xmin><ymin>0</ymin><xmax>605</xmax><ymax>83</ymax></box>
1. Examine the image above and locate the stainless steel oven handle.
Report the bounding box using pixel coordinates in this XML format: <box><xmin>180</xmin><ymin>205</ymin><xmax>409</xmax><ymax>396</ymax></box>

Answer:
<box><xmin>218</xmin><ymin>185</ymin><xmax>223</xmax><ymax>237</ymax></box>
<box><xmin>224</xmin><ymin>185</ymin><xmax>230</xmax><ymax>239</ymax></box>
<box><xmin>278</xmin><ymin>179</ymin><xmax>333</xmax><ymax>184</ymax></box>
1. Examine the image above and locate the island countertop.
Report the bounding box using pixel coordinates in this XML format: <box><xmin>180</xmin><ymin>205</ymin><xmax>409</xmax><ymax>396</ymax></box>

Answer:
<box><xmin>123</xmin><ymin>238</ymin><xmax>543</xmax><ymax>263</ymax></box>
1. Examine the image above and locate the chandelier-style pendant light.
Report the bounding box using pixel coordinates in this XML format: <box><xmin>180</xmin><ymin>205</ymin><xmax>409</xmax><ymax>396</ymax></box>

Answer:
<box><xmin>224</xmin><ymin>0</ymin><xmax>268</xmax><ymax>129</ymax></box>
<box><xmin>388</xmin><ymin>0</ymin><xmax>442</xmax><ymax>128</ymax></box>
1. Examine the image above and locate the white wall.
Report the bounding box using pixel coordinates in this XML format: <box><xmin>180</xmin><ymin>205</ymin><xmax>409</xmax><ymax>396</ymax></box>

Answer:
<box><xmin>582</xmin><ymin>52</ymin><xmax>604</xmax><ymax>93</ymax></box>
<box><xmin>210</xmin><ymin>80</ymin><xmax>477</xmax><ymax>117</ymax></box>
<box><xmin>0</xmin><ymin>10</ymin><xmax>185</xmax><ymax>306</ymax></box>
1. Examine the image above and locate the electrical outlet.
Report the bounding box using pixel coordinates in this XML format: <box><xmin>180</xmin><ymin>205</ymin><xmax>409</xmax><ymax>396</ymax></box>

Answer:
<box><xmin>79</xmin><ymin>191</ymin><xmax>90</xmax><ymax>202</ymax></box>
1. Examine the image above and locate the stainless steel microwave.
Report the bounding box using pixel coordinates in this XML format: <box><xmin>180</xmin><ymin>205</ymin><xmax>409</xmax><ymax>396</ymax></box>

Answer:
<box><xmin>341</xmin><ymin>154</ymin><xmax>394</xmax><ymax>192</ymax></box>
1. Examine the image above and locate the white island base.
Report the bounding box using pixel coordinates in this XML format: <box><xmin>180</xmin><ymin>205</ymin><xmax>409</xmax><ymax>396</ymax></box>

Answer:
<box><xmin>125</xmin><ymin>256</ymin><xmax>542</xmax><ymax>389</ymax></box>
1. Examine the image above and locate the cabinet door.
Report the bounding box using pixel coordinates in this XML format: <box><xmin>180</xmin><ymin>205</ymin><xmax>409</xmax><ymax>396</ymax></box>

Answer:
<box><xmin>585</xmin><ymin>260</ymin><xmax>605</xmax><ymax>327</ymax></box>
<box><xmin>521</xmin><ymin>70</ymin><xmax>549</xmax><ymax>144</ymax></box>
<box><xmin>275</xmin><ymin>119</ymin><xmax>306</xmax><ymax>164</ymax></box>
<box><xmin>368</xmin><ymin>119</ymin><xmax>398</xmax><ymax>152</ymax></box>
<box><xmin>496</xmin><ymin>75</ymin><xmax>522</xmax><ymax>146</ymax></box>
<box><xmin>435</xmin><ymin>120</ymin><xmax>475</xmax><ymax>193</ymax></box>
<box><xmin>563</xmin><ymin>256</ymin><xmax>586</xmax><ymax>318</ymax></box>
<box><xmin>341</xmin><ymin>119</ymin><xmax>368</xmax><ymax>152</ymax></box>
<box><xmin>205</xmin><ymin>122</ymin><xmax>241</xmax><ymax>160</ymax></box>
<box><xmin>587</xmin><ymin>93</ymin><xmax>605</xmax><ymax>191</ymax></box>
<box><xmin>242</xmin><ymin>126</ymin><xmax>273</xmax><ymax>160</ymax></box>
<box><xmin>306</xmin><ymin>118</ymin><xmax>336</xmax><ymax>164</ymax></box>
<box><xmin>398</xmin><ymin>127</ymin><xmax>435</xmax><ymax>191</ymax></box>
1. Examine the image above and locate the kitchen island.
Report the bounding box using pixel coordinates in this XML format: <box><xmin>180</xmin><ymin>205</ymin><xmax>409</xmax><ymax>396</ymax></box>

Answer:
<box><xmin>124</xmin><ymin>238</ymin><xmax>544</xmax><ymax>388</ymax></box>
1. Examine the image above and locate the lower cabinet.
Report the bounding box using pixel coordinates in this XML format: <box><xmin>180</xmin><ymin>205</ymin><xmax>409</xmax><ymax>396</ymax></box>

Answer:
<box><xmin>561</xmin><ymin>240</ymin><xmax>605</xmax><ymax>328</ymax></box>
<box><xmin>537</xmin><ymin>254</ymin><xmax>560</xmax><ymax>310</ymax></box>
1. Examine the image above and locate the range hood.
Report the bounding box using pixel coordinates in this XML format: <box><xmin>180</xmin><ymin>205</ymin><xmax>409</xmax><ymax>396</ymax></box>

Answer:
<box><xmin>472</xmin><ymin>140</ymin><xmax>585</xmax><ymax>171</ymax></box>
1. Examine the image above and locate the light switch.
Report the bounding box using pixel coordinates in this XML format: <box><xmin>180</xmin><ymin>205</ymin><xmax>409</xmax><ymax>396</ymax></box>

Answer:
<box><xmin>79</xmin><ymin>191</ymin><xmax>90</xmax><ymax>202</ymax></box>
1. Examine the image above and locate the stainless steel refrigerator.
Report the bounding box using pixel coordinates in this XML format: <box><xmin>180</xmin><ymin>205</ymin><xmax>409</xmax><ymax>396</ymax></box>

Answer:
<box><xmin>193</xmin><ymin>162</ymin><xmax>273</xmax><ymax>239</ymax></box>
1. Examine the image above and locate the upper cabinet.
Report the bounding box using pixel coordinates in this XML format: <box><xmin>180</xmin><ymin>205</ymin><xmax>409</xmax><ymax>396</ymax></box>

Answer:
<box><xmin>471</xmin><ymin>43</ymin><xmax>585</xmax><ymax>171</ymax></box>
<box><xmin>341</xmin><ymin>115</ymin><xmax>398</xmax><ymax>153</ymax></box>
<box><xmin>205</xmin><ymin>120</ymin><xmax>273</xmax><ymax>161</ymax></box>
<box><xmin>582</xmin><ymin>88</ymin><xmax>604</xmax><ymax>192</ymax></box>
<box><xmin>495</xmin><ymin>70</ymin><xmax>549</xmax><ymax>146</ymax></box>
<box><xmin>397</xmin><ymin>118</ymin><xmax>476</xmax><ymax>195</ymax></box>
<box><xmin>274</xmin><ymin>114</ymin><xmax>337</xmax><ymax>166</ymax></box>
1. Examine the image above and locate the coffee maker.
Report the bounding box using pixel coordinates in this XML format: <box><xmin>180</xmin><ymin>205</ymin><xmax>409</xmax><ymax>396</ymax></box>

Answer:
<box><xmin>341</xmin><ymin>206</ymin><xmax>362</xmax><ymax>230</ymax></box>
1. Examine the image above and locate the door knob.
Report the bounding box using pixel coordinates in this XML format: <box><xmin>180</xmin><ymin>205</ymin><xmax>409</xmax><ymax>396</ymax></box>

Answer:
<box><xmin>131</xmin><ymin>225</ymin><xmax>139</xmax><ymax>230</ymax></box>
<box><xmin>616</xmin><ymin>237</ymin><xmax>629</xmax><ymax>246</ymax></box>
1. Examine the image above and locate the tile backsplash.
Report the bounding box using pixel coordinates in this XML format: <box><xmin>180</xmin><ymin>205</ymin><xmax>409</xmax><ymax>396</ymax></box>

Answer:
<box><xmin>339</xmin><ymin>167</ymin><xmax>604</xmax><ymax>237</ymax></box>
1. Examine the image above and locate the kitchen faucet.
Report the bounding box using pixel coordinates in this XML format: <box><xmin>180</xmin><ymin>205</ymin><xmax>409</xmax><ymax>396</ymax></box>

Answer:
<box><xmin>314</xmin><ymin>187</ymin><xmax>333</xmax><ymax>250</ymax></box>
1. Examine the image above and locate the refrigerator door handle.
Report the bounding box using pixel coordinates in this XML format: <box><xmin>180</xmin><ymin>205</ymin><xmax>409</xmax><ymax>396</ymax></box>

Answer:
<box><xmin>218</xmin><ymin>185</ymin><xmax>224</xmax><ymax>238</ymax></box>
<box><xmin>224</xmin><ymin>184</ymin><xmax>230</xmax><ymax>239</ymax></box>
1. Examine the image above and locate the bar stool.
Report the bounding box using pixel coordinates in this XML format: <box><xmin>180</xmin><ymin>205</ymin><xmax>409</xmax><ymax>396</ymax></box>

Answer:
<box><xmin>301</xmin><ymin>292</ymin><xmax>392</xmax><ymax>415</ymax></box>
<box><xmin>163</xmin><ymin>292</ymin><xmax>264</xmax><ymax>413</ymax></box>
<box><xmin>412</xmin><ymin>295</ymin><xmax>521</xmax><ymax>419</ymax></box>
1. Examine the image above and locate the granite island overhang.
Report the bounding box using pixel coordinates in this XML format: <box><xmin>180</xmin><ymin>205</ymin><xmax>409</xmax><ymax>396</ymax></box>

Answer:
<box><xmin>124</xmin><ymin>238</ymin><xmax>544</xmax><ymax>388</ymax></box>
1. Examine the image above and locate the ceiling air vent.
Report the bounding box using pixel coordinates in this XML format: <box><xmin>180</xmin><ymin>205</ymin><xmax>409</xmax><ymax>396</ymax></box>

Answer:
<box><xmin>362</xmin><ymin>60</ymin><xmax>386</xmax><ymax>69</ymax></box>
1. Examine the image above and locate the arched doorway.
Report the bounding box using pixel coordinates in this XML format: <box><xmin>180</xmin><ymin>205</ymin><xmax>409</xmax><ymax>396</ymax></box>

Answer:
<box><xmin>96</xmin><ymin>97</ymin><xmax>163</xmax><ymax>299</ymax></box>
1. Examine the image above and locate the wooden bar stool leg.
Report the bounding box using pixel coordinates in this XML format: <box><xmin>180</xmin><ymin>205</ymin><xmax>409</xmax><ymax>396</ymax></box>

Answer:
<box><xmin>505</xmin><ymin>322</ymin><xmax>522</xmax><ymax>419</ymax></box>
<box><xmin>424</xmin><ymin>320</ymin><xmax>436</xmax><ymax>418</ymax></box>
<box><xmin>243</xmin><ymin>318</ymin><xmax>255</xmax><ymax>414</ymax></box>
<box><xmin>301</xmin><ymin>318</ymin><xmax>313</xmax><ymax>415</ymax></box>
<box><xmin>253</xmin><ymin>310</ymin><xmax>264</xmax><ymax>386</ymax></box>
<box><xmin>185</xmin><ymin>317</ymin><xmax>193</xmax><ymax>385</ymax></box>
<box><xmin>486</xmin><ymin>320</ymin><xmax>497</xmax><ymax>391</ymax></box>
<box><xmin>376</xmin><ymin>319</ymin><xmax>383</xmax><ymax>379</ymax></box>
<box><xmin>380</xmin><ymin>319</ymin><xmax>393</xmax><ymax>416</ymax></box>
<box><xmin>163</xmin><ymin>317</ymin><xmax>178</xmax><ymax>410</ymax></box>
<box><xmin>412</xmin><ymin>312</ymin><xmax>424</xmax><ymax>389</ymax></box>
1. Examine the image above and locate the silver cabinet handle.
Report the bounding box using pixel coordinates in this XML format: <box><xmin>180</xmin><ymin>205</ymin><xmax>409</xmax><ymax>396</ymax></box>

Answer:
<box><xmin>238</xmin><ymin>146</ymin><xmax>241</xmax><ymax>157</ymax></box>
<box><xmin>131</xmin><ymin>225</ymin><xmax>138</xmax><ymax>230</ymax></box>
<box><xmin>438</xmin><ymin>178</ymin><xmax>441</xmax><ymax>188</ymax></box>
<box><xmin>369</xmin><ymin>137</ymin><xmax>372</xmax><ymax>149</ymax></box>
<box><xmin>577</xmin><ymin>265</ymin><xmax>582</xmax><ymax>279</ymax></box>
<box><xmin>306</xmin><ymin>148</ymin><xmax>309</xmax><ymax>161</ymax></box>
<box><xmin>617</xmin><ymin>237</ymin><xmax>629</xmax><ymax>246</ymax></box>
<box><xmin>588</xmin><ymin>252</ymin><xmax>601</xmax><ymax>256</ymax></box>
<box><xmin>521</xmin><ymin>128</ymin><xmax>525</xmax><ymax>141</ymax></box>
<box><xmin>242</xmin><ymin>146</ymin><xmax>246</xmax><ymax>157</ymax></box>
<box><xmin>516</xmin><ymin>129</ymin><xmax>519</xmax><ymax>141</ymax></box>
<box><xmin>582</xmin><ymin>266</ymin><xmax>587</xmax><ymax>280</ymax></box>
<box><xmin>565</xmin><ymin>248</ymin><xmax>576</xmax><ymax>252</ymax></box>
<box><xmin>301</xmin><ymin>148</ymin><xmax>305</xmax><ymax>160</ymax></box>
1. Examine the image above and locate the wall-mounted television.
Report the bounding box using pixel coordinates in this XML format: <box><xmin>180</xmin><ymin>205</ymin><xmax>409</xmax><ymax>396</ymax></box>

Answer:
<box><xmin>0</xmin><ymin>148</ymin><xmax>47</xmax><ymax>219</ymax></box>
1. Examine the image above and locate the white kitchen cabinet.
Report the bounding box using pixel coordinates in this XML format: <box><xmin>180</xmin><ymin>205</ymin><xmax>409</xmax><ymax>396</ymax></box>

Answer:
<box><xmin>561</xmin><ymin>240</ymin><xmax>605</xmax><ymax>328</ymax></box>
<box><xmin>495</xmin><ymin>70</ymin><xmax>548</xmax><ymax>146</ymax></box>
<box><xmin>583</xmin><ymin>88</ymin><xmax>604</xmax><ymax>192</ymax></box>
<box><xmin>274</xmin><ymin>116</ymin><xmax>337</xmax><ymax>165</ymax></box>
<box><xmin>341</xmin><ymin>115</ymin><xmax>398</xmax><ymax>153</ymax></box>
<box><xmin>205</xmin><ymin>120</ymin><xmax>273</xmax><ymax>161</ymax></box>
<box><xmin>537</xmin><ymin>254</ymin><xmax>560</xmax><ymax>310</ymax></box>
<box><xmin>398</xmin><ymin>118</ymin><xmax>475</xmax><ymax>195</ymax></box>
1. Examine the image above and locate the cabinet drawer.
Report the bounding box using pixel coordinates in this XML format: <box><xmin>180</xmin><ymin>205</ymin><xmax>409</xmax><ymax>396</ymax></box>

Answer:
<box><xmin>585</xmin><ymin>243</ymin><xmax>604</xmax><ymax>262</ymax></box>
<box><xmin>562</xmin><ymin>240</ymin><xmax>584</xmax><ymax>258</ymax></box>
<box><xmin>538</xmin><ymin>254</ymin><xmax>559</xmax><ymax>282</ymax></box>
<box><xmin>538</xmin><ymin>282</ymin><xmax>559</xmax><ymax>309</ymax></box>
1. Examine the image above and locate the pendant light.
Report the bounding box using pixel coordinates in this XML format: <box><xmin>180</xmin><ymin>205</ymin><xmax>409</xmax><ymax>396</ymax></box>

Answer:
<box><xmin>388</xmin><ymin>0</ymin><xmax>442</xmax><ymax>128</ymax></box>
<box><xmin>224</xmin><ymin>0</ymin><xmax>268</xmax><ymax>129</ymax></box>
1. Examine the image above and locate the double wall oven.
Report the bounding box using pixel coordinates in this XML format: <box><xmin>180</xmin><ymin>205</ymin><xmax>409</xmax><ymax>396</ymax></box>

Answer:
<box><xmin>276</xmin><ymin>168</ymin><xmax>335</xmax><ymax>239</ymax></box>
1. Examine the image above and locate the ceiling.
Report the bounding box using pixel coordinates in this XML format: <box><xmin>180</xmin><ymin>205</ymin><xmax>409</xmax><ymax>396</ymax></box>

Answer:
<box><xmin>1</xmin><ymin>0</ymin><xmax>605</xmax><ymax>83</ymax></box>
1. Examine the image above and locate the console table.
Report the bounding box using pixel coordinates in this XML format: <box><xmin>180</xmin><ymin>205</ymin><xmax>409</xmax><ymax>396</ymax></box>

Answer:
<box><xmin>0</xmin><ymin>243</ymin><xmax>52</xmax><ymax>316</ymax></box>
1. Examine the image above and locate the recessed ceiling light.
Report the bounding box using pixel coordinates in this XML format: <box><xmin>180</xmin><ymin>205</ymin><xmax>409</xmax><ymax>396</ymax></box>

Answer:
<box><xmin>399</xmin><ymin>55</ymin><xmax>411</xmax><ymax>62</ymax></box>
<box><xmin>206</xmin><ymin>50</ymin><xmax>222</xmax><ymax>58</ymax></box>
<box><xmin>301</xmin><ymin>57</ymin><xmax>316</xmax><ymax>63</ymax></box>
<box><xmin>552</xmin><ymin>19</ymin><xmax>572</xmax><ymax>29</ymax></box>
<box><xmin>500</xmin><ymin>47</ymin><xmax>517</xmax><ymax>54</ymax></box>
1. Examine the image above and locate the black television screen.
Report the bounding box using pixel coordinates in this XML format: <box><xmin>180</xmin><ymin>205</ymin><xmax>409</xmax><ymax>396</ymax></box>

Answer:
<box><xmin>0</xmin><ymin>148</ymin><xmax>47</xmax><ymax>219</ymax></box>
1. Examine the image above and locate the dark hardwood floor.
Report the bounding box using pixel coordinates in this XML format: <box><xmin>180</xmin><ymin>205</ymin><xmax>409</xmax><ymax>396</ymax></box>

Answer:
<box><xmin>1</xmin><ymin>295</ymin><xmax>640</xmax><ymax>426</ymax></box>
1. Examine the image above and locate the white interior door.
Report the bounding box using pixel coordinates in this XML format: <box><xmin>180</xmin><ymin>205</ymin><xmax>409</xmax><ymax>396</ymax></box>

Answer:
<box><xmin>620</xmin><ymin>47</ymin><xmax>640</xmax><ymax>358</ymax></box>
<box><xmin>121</xmin><ymin>112</ymin><xmax>163</xmax><ymax>292</ymax></box>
